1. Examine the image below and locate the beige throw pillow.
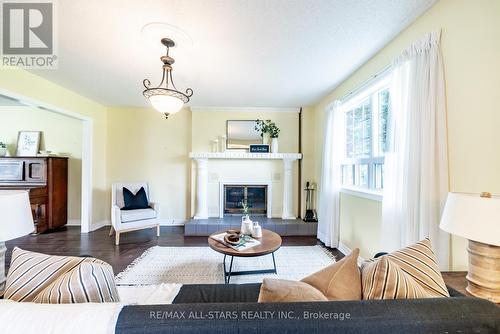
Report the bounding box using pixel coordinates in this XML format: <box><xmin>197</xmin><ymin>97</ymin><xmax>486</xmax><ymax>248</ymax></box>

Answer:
<box><xmin>258</xmin><ymin>248</ymin><xmax>362</xmax><ymax>303</ymax></box>
<box><xmin>361</xmin><ymin>238</ymin><xmax>449</xmax><ymax>300</ymax></box>
<box><xmin>301</xmin><ymin>248</ymin><xmax>362</xmax><ymax>301</ymax></box>
<box><xmin>258</xmin><ymin>279</ymin><xmax>328</xmax><ymax>303</ymax></box>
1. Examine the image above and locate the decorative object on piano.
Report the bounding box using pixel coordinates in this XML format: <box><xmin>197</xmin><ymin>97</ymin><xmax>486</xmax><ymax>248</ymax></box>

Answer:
<box><xmin>16</xmin><ymin>131</ymin><xmax>41</xmax><ymax>156</ymax></box>
<box><xmin>439</xmin><ymin>192</ymin><xmax>500</xmax><ymax>303</ymax></box>
<box><xmin>303</xmin><ymin>181</ymin><xmax>318</xmax><ymax>222</ymax></box>
<box><xmin>0</xmin><ymin>190</ymin><xmax>35</xmax><ymax>295</ymax></box>
<box><xmin>249</xmin><ymin>144</ymin><xmax>270</xmax><ymax>153</ymax></box>
<box><xmin>0</xmin><ymin>142</ymin><xmax>6</xmax><ymax>157</ymax></box>
<box><xmin>254</xmin><ymin>120</ymin><xmax>280</xmax><ymax>153</ymax></box>
<box><xmin>38</xmin><ymin>150</ymin><xmax>54</xmax><ymax>156</ymax></box>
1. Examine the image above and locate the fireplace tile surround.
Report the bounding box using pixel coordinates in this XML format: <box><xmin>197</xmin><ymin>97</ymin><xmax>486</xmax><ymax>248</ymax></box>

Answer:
<box><xmin>184</xmin><ymin>217</ymin><xmax>318</xmax><ymax>237</ymax></box>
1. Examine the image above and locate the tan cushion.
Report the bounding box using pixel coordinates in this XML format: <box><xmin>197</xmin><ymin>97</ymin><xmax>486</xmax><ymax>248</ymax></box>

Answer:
<box><xmin>4</xmin><ymin>247</ymin><xmax>117</xmax><ymax>303</ymax></box>
<box><xmin>258</xmin><ymin>278</ymin><xmax>328</xmax><ymax>303</ymax></box>
<box><xmin>301</xmin><ymin>248</ymin><xmax>362</xmax><ymax>301</ymax></box>
<box><xmin>33</xmin><ymin>262</ymin><xmax>119</xmax><ymax>303</ymax></box>
<box><xmin>361</xmin><ymin>238</ymin><xmax>450</xmax><ymax>300</ymax></box>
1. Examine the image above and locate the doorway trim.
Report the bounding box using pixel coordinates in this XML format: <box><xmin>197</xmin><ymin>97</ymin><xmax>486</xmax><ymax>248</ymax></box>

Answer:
<box><xmin>0</xmin><ymin>88</ymin><xmax>93</xmax><ymax>233</ymax></box>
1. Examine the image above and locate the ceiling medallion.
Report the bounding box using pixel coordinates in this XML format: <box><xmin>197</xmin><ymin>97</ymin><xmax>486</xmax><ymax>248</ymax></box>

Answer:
<box><xmin>142</xmin><ymin>38</ymin><xmax>193</xmax><ymax>119</ymax></box>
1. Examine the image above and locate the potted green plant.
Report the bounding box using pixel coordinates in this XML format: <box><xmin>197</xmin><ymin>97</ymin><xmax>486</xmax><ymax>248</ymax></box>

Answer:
<box><xmin>0</xmin><ymin>141</ymin><xmax>7</xmax><ymax>157</ymax></box>
<box><xmin>254</xmin><ymin>119</ymin><xmax>280</xmax><ymax>153</ymax></box>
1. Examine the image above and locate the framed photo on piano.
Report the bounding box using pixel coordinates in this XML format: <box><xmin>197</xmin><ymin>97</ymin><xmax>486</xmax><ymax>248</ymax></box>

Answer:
<box><xmin>16</xmin><ymin>131</ymin><xmax>41</xmax><ymax>156</ymax></box>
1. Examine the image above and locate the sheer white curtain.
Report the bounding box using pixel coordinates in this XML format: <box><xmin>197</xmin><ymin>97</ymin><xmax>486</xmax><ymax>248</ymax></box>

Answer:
<box><xmin>382</xmin><ymin>31</ymin><xmax>450</xmax><ymax>269</ymax></box>
<box><xmin>317</xmin><ymin>101</ymin><xmax>343</xmax><ymax>248</ymax></box>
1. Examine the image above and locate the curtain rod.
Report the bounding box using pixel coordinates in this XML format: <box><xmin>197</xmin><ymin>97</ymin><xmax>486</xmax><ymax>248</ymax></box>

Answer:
<box><xmin>339</xmin><ymin>64</ymin><xmax>392</xmax><ymax>103</ymax></box>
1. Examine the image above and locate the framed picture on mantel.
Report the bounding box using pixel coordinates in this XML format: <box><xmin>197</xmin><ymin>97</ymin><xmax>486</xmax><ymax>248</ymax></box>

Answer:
<box><xmin>16</xmin><ymin>131</ymin><xmax>41</xmax><ymax>156</ymax></box>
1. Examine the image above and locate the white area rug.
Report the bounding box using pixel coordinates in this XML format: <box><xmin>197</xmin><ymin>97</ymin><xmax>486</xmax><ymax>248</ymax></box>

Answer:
<box><xmin>115</xmin><ymin>246</ymin><xmax>335</xmax><ymax>285</ymax></box>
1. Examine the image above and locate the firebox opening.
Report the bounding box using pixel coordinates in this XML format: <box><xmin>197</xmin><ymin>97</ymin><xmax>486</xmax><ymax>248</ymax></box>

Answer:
<box><xmin>224</xmin><ymin>185</ymin><xmax>267</xmax><ymax>216</ymax></box>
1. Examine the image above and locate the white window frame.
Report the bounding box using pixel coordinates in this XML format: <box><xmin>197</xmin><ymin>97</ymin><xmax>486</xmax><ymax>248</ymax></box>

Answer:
<box><xmin>339</xmin><ymin>74</ymin><xmax>391</xmax><ymax>201</ymax></box>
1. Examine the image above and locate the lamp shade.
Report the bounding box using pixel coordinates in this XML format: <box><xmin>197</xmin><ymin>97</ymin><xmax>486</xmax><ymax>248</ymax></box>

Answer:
<box><xmin>0</xmin><ymin>190</ymin><xmax>34</xmax><ymax>242</ymax></box>
<box><xmin>440</xmin><ymin>192</ymin><xmax>500</xmax><ymax>246</ymax></box>
<box><xmin>148</xmin><ymin>94</ymin><xmax>184</xmax><ymax>115</ymax></box>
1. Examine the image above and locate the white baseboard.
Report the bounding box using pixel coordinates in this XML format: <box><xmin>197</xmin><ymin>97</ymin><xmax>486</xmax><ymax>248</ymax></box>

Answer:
<box><xmin>67</xmin><ymin>219</ymin><xmax>81</xmax><ymax>226</ymax></box>
<box><xmin>337</xmin><ymin>241</ymin><xmax>352</xmax><ymax>256</ymax></box>
<box><xmin>90</xmin><ymin>220</ymin><xmax>110</xmax><ymax>232</ymax></box>
<box><xmin>338</xmin><ymin>241</ymin><xmax>365</xmax><ymax>266</ymax></box>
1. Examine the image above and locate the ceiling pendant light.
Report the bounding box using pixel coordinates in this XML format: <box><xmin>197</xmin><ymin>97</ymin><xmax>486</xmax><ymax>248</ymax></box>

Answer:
<box><xmin>142</xmin><ymin>38</ymin><xmax>193</xmax><ymax>119</ymax></box>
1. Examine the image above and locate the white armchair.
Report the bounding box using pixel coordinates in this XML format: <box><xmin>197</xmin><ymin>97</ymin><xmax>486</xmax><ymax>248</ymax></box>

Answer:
<box><xmin>110</xmin><ymin>182</ymin><xmax>160</xmax><ymax>245</ymax></box>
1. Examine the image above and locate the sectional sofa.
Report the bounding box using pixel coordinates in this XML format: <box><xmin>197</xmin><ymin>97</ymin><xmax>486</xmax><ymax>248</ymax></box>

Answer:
<box><xmin>115</xmin><ymin>283</ymin><xmax>500</xmax><ymax>334</ymax></box>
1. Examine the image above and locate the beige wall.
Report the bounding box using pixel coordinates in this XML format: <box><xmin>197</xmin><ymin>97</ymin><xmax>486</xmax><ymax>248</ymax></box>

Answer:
<box><xmin>107</xmin><ymin>107</ymin><xmax>192</xmax><ymax>221</ymax></box>
<box><xmin>339</xmin><ymin>194</ymin><xmax>382</xmax><ymax>259</ymax></box>
<box><xmin>0</xmin><ymin>69</ymin><xmax>108</xmax><ymax>229</ymax></box>
<box><xmin>314</xmin><ymin>0</ymin><xmax>500</xmax><ymax>270</ymax></box>
<box><xmin>0</xmin><ymin>106</ymin><xmax>83</xmax><ymax>222</ymax></box>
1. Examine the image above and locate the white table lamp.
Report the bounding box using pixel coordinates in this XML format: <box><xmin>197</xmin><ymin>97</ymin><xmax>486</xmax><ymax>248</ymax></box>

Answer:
<box><xmin>0</xmin><ymin>190</ymin><xmax>35</xmax><ymax>295</ymax></box>
<box><xmin>440</xmin><ymin>192</ymin><xmax>500</xmax><ymax>303</ymax></box>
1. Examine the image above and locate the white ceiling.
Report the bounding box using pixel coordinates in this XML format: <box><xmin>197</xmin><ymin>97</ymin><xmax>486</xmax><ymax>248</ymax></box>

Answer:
<box><xmin>31</xmin><ymin>0</ymin><xmax>436</xmax><ymax>108</ymax></box>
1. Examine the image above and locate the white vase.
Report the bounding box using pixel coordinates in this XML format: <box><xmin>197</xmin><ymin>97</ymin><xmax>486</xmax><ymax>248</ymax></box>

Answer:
<box><xmin>271</xmin><ymin>138</ymin><xmax>278</xmax><ymax>153</ymax></box>
<box><xmin>0</xmin><ymin>147</ymin><xmax>6</xmax><ymax>157</ymax></box>
<box><xmin>252</xmin><ymin>222</ymin><xmax>262</xmax><ymax>238</ymax></box>
<box><xmin>240</xmin><ymin>215</ymin><xmax>253</xmax><ymax>235</ymax></box>
<box><xmin>263</xmin><ymin>133</ymin><xmax>270</xmax><ymax>145</ymax></box>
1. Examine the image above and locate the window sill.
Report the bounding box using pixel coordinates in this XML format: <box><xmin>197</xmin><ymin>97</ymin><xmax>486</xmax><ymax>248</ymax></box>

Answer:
<box><xmin>340</xmin><ymin>187</ymin><xmax>383</xmax><ymax>202</ymax></box>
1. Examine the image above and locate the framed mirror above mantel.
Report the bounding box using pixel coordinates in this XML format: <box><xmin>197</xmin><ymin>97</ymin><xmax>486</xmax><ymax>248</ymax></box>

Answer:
<box><xmin>226</xmin><ymin>120</ymin><xmax>262</xmax><ymax>150</ymax></box>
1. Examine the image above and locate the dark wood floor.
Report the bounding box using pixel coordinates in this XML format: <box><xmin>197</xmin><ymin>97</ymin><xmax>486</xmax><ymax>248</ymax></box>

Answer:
<box><xmin>5</xmin><ymin>226</ymin><xmax>342</xmax><ymax>274</ymax></box>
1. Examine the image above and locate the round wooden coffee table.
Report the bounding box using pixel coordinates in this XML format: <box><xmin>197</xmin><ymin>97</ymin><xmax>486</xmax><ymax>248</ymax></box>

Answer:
<box><xmin>208</xmin><ymin>229</ymin><xmax>282</xmax><ymax>283</ymax></box>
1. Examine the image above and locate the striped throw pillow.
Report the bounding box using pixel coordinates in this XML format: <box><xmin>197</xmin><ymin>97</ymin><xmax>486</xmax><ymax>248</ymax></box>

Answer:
<box><xmin>361</xmin><ymin>238</ymin><xmax>449</xmax><ymax>299</ymax></box>
<box><xmin>4</xmin><ymin>247</ymin><xmax>118</xmax><ymax>303</ymax></box>
<box><xmin>33</xmin><ymin>262</ymin><xmax>119</xmax><ymax>303</ymax></box>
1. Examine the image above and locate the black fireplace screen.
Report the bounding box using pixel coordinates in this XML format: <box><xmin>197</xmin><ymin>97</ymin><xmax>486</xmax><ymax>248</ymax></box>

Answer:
<box><xmin>224</xmin><ymin>185</ymin><xmax>267</xmax><ymax>215</ymax></box>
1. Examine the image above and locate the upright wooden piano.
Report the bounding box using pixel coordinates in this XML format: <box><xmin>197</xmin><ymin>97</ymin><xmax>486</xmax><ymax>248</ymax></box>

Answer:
<box><xmin>0</xmin><ymin>157</ymin><xmax>68</xmax><ymax>234</ymax></box>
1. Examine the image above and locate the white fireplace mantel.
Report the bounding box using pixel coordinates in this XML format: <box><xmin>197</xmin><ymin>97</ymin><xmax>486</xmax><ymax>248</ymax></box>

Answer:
<box><xmin>189</xmin><ymin>152</ymin><xmax>302</xmax><ymax>219</ymax></box>
<box><xmin>189</xmin><ymin>152</ymin><xmax>302</xmax><ymax>160</ymax></box>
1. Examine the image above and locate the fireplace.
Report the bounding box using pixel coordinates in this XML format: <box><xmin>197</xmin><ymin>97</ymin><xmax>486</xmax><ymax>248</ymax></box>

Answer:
<box><xmin>224</xmin><ymin>185</ymin><xmax>268</xmax><ymax>215</ymax></box>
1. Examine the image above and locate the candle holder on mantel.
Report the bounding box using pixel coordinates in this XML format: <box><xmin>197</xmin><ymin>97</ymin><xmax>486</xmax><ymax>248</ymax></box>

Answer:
<box><xmin>210</xmin><ymin>139</ymin><xmax>218</xmax><ymax>153</ymax></box>
<box><xmin>219</xmin><ymin>135</ymin><xmax>227</xmax><ymax>153</ymax></box>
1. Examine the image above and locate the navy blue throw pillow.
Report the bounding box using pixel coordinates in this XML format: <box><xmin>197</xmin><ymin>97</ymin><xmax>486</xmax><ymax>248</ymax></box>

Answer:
<box><xmin>122</xmin><ymin>187</ymin><xmax>150</xmax><ymax>210</ymax></box>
